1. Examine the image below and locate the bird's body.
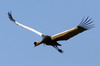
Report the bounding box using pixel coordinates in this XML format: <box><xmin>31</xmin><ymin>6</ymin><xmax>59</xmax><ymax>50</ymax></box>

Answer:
<box><xmin>8</xmin><ymin>12</ymin><xmax>94</xmax><ymax>53</ymax></box>
<box><xmin>41</xmin><ymin>35</ymin><xmax>61</xmax><ymax>46</ymax></box>
<box><xmin>34</xmin><ymin>35</ymin><xmax>63</xmax><ymax>52</ymax></box>
<box><xmin>41</xmin><ymin>35</ymin><xmax>54</xmax><ymax>45</ymax></box>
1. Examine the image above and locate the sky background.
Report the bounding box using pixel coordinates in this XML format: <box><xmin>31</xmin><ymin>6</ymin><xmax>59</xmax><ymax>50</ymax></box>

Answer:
<box><xmin>0</xmin><ymin>0</ymin><xmax>99</xmax><ymax>66</ymax></box>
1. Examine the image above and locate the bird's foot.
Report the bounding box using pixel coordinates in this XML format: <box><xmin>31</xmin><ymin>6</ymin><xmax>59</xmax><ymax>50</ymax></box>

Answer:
<box><xmin>58</xmin><ymin>49</ymin><xmax>64</xmax><ymax>53</ymax></box>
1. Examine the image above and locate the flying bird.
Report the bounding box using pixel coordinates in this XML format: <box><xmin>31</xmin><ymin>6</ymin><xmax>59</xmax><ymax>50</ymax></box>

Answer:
<box><xmin>8</xmin><ymin>12</ymin><xmax>94</xmax><ymax>53</ymax></box>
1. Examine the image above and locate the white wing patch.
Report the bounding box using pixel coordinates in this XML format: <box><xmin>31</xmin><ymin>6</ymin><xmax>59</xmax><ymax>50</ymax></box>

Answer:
<box><xmin>15</xmin><ymin>21</ymin><xmax>43</xmax><ymax>36</ymax></box>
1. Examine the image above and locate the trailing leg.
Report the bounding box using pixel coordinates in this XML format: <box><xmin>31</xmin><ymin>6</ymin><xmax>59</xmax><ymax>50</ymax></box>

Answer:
<box><xmin>53</xmin><ymin>46</ymin><xmax>63</xmax><ymax>53</ymax></box>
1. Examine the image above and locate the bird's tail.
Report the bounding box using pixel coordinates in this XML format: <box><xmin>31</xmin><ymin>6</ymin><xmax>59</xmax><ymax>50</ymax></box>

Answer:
<box><xmin>78</xmin><ymin>16</ymin><xmax>94</xmax><ymax>30</ymax></box>
<box><xmin>57</xmin><ymin>44</ymin><xmax>62</xmax><ymax>46</ymax></box>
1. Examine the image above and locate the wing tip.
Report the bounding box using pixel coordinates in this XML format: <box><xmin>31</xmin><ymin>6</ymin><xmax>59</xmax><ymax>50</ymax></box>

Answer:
<box><xmin>8</xmin><ymin>11</ymin><xmax>16</xmax><ymax>22</ymax></box>
<box><xmin>78</xmin><ymin>16</ymin><xmax>95</xmax><ymax>30</ymax></box>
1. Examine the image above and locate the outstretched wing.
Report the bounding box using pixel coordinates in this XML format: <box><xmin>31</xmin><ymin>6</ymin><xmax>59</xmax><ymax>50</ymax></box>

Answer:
<box><xmin>8</xmin><ymin>12</ymin><xmax>43</xmax><ymax>37</ymax></box>
<box><xmin>51</xmin><ymin>17</ymin><xmax>94</xmax><ymax>41</ymax></box>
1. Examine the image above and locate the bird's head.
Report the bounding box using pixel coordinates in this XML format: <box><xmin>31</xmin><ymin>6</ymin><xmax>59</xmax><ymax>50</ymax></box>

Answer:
<box><xmin>34</xmin><ymin>41</ymin><xmax>41</xmax><ymax>47</ymax></box>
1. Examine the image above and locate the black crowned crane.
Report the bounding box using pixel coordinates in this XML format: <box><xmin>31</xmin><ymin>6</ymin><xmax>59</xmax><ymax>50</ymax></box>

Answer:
<box><xmin>8</xmin><ymin>12</ymin><xmax>94</xmax><ymax>53</ymax></box>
